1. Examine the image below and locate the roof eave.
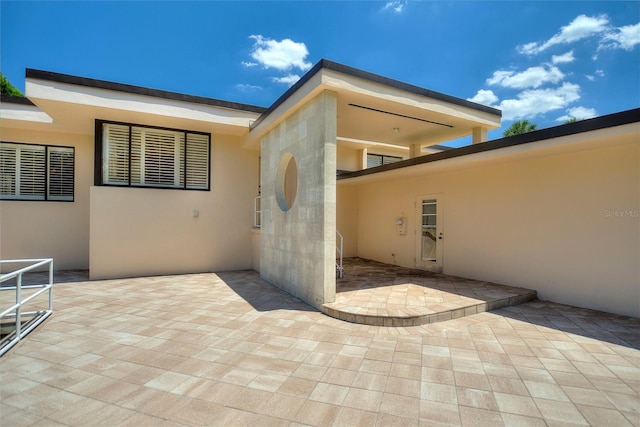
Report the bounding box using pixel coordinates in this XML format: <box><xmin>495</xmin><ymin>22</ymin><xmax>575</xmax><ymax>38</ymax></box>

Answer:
<box><xmin>25</xmin><ymin>68</ymin><xmax>266</xmax><ymax>114</ymax></box>
<box><xmin>250</xmin><ymin>59</ymin><xmax>502</xmax><ymax>132</ymax></box>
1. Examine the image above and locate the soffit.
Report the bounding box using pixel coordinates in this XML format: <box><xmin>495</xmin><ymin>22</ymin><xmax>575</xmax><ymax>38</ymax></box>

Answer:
<box><xmin>0</xmin><ymin>102</ymin><xmax>53</xmax><ymax>125</ymax></box>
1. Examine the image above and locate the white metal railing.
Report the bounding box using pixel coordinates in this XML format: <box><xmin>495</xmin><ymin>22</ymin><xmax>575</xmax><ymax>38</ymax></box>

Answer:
<box><xmin>0</xmin><ymin>258</ymin><xmax>54</xmax><ymax>357</ymax></box>
<box><xmin>254</xmin><ymin>195</ymin><xmax>261</xmax><ymax>228</ymax></box>
<box><xmin>336</xmin><ymin>230</ymin><xmax>344</xmax><ymax>279</ymax></box>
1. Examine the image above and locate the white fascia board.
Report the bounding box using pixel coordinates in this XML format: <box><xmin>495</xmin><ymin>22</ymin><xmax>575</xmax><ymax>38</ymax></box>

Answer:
<box><xmin>248</xmin><ymin>71</ymin><xmax>325</xmax><ymax>141</ymax></box>
<box><xmin>0</xmin><ymin>102</ymin><xmax>53</xmax><ymax>123</ymax></box>
<box><xmin>25</xmin><ymin>79</ymin><xmax>260</xmax><ymax>128</ymax></box>
<box><xmin>322</xmin><ymin>69</ymin><xmax>501</xmax><ymax>129</ymax></box>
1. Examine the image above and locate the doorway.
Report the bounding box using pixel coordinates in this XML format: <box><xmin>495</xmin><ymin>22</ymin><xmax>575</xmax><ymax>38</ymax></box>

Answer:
<box><xmin>415</xmin><ymin>195</ymin><xmax>443</xmax><ymax>273</ymax></box>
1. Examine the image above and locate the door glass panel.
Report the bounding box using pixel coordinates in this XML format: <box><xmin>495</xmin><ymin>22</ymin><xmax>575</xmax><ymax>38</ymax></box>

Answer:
<box><xmin>421</xmin><ymin>199</ymin><xmax>437</xmax><ymax>261</ymax></box>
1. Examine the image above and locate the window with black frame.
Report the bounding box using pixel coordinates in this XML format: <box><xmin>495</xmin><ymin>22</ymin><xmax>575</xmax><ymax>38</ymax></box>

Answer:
<box><xmin>366</xmin><ymin>153</ymin><xmax>403</xmax><ymax>168</ymax></box>
<box><xmin>0</xmin><ymin>142</ymin><xmax>74</xmax><ymax>201</ymax></box>
<box><xmin>96</xmin><ymin>120</ymin><xmax>210</xmax><ymax>191</ymax></box>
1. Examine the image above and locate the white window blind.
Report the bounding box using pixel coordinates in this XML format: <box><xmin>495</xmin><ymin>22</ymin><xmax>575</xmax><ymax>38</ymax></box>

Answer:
<box><xmin>18</xmin><ymin>145</ymin><xmax>46</xmax><ymax>199</ymax></box>
<box><xmin>103</xmin><ymin>124</ymin><xmax>130</xmax><ymax>184</ymax></box>
<box><xmin>0</xmin><ymin>142</ymin><xmax>74</xmax><ymax>201</ymax></box>
<box><xmin>0</xmin><ymin>144</ymin><xmax>17</xmax><ymax>197</ymax></box>
<box><xmin>186</xmin><ymin>133</ymin><xmax>209</xmax><ymax>189</ymax></box>
<box><xmin>102</xmin><ymin>122</ymin><xmax>209</xmax><ymax>190</ymax></box>
<box><xmin>367</xmin><ymin>153</ymin><xmax>402</xmax><ymax>168</ymax></box>
<box><xmin>48</xmin><ymin>147</ymin><xmax>75</xmax><ymax>201</ymax></box>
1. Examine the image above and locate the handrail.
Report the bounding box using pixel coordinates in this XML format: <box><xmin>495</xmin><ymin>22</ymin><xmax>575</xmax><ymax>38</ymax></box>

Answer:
<box><xmin>336</xmin><ymin>230</ymin><xmax>344</xmax><ymax>279</ymax></box>
<box><xmin>0</xmin><ymin>258</ymin><xmax>52</xmax><ymax>281</ymax></box>
<box><xmin>254</xmin><ymin>195</ymin><xmax>261</xmax><ymax>228</ymax></box>
<box><xmin>0</xmin><ymin>258</ymin><xmax>54</xmax><ymax>357</ymax></box>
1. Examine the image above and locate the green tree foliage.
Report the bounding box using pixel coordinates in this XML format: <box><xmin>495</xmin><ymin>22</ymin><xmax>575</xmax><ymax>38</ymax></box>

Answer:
<box><xmin>1</xmin><ymin>73</ymin><xmax>24</xmax><ymax>97</ymax></box>
<box><xmin>503</xmin><ymin>119</ymin><xmax>537</xmax><ymax>137</ymax></box>
<box><xmin>563</xmin><ymin>117</ymin><xmax>578</xmax><ymax>124</ymax></box>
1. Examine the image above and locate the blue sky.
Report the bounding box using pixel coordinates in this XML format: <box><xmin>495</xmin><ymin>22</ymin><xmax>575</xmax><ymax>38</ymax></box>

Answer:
<box><xmin>2</xmin><ymin>1</ymin><xmax>638</xmax><ymax>142</ymax></box>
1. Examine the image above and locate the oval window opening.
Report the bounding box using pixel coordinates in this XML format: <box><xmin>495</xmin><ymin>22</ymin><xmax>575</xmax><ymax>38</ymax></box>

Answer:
<box><xmin>275</xmin><ymin>153</ymin><xmax>298</xmax><ymax>212</ymax></box>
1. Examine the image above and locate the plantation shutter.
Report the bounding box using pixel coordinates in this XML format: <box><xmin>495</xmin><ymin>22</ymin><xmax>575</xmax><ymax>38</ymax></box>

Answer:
<box><xmin>100</xmin><ymin>121</ymin><xmax>210</xmax><ymax>190</ymax></box>
<box><xmin>0</xmin><ymin>142</ymin><xmax>74</xmax><ymax>201</ymax></box>
<box><xmin>186</xmin><ymin>133</ymin><xmax>209</xmax><ymax>189</ymax></box>
<box><xmin>0</xmin><ymin>144</ymin><xmax>17</xmax><ymax>197</ymax></box>
<box><xmin>382</xmin><ymin>156</ymin><xmax>402</xmax><ymax>165</ymax></box>
<box><xmin>367</xmin><ymin>154</ymin><xmax>402</xmax><ymax>168</ymax></box>
<box><xmin>131</xmin><ymin>127</ymin><xmax>184</xmax><ymax>187</ymax></box>
<box><xmin>18</xmin><ymin>145</ymin><xmax>46</xmax><ymax>199</ymax></box>
<box><xmin>48</xmin><ymin>147</ymin><xmax>74</xmax><ymax>201</ymax></box>
<box><xmin>103</xmin><ymin>123</ymin><xmax>130</xmax><ymax>185</ymax></box>
<box><xmin>367</xmin><ymin>154</ymin><xmax>383</xmax><ymax>168</ymax></box>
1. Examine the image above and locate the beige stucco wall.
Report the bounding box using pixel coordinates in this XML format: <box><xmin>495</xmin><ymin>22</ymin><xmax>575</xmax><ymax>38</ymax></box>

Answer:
<box><xmin>90</xmin><ymin>134</ymin><xmax>258</xmax><ymax>279</ymax></box>
<box><xmin>0</xmin><ymin>128</ymin><xmax>92</xmax><ymax>270</ymax></box>
<box><xmin>345</xmin><ymin>132</ymin><xmax>639</xmax><ymax>317</ymax></box>
<box><xmin>337</xmin><ymin>145</ymin><xmax>361</xmax><ymax>172</ymax></box>
<box><xmin>337</xmin><ymin>184</ymin><xmax>359</xmax><ymax>258</ymax></box>
<box><xmin>259</xmin><ymin>91</ymin><xmax>337</xmax><ymax>309</ymax></box>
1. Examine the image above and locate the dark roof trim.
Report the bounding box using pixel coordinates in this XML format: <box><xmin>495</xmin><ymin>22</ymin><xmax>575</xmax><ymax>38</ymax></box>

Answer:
<box><xmin>25</xmin><ymin>69</ymin><xmax>266</xmax><ymax>114</ymax></box>
<box><xmin>250</xmin><ymin>59</ymin><xmax>502</xmax><ymax>131</ymax></box>
<box><xmin>338</xmin><ymin>108</ymin><xmax>640</xmax><ymax>180</ymax></box>
<box><xmin>427</xmin><ymin>144</ymin><xmax>453</xmax><ymax>151</ymax></box>
<box><xmin>1</xmin><ymin>94</ymin><xmax>35</xmax><ymax>106</ymax></box>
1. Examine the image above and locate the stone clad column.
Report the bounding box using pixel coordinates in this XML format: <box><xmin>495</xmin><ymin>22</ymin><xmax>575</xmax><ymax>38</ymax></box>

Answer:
<box><xmin>260</xmin><ymin>90</ymin><xmax>337</xmax><ymax>309</ymax></box>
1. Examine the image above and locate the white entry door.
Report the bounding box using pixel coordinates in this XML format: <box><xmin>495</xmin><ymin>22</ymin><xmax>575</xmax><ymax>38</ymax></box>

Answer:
<box><xmin>416</xmin><ymin>195</ymin><xmax>443</xmax><ymax>272</ymax></box>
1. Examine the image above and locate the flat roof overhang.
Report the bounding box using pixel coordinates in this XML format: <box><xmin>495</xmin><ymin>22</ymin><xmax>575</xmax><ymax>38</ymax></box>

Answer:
<box><xmin>336</xmin><ymin>108</ymin><xmax>640</xmax><ymax>185</ymax></box>
<box><xmin>247</xmin><ymin>59</ymin><xmax>502</xmax><ymax>150</ymax></box>
<box><xmin>22</xmin><ymin>69</ymin><xmax>265</xmax><ymax>136</ymax></box>
<box><xmin>0</xmin><ymin>95</ymin><xmax>54</xmax><ymax>127</ymax></box>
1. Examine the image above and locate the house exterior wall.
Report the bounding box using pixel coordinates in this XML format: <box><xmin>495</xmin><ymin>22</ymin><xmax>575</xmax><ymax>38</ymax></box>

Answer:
<box><xmin>346</xmin><ymin>132</ymin><xmax>639</xmax><ymax>317</ymax></box>
<box><xmin>0</xmin><ymin>128</ymin><xmax>92</xmax><ymax>270</ymax></box>
<box><xmin>337</xmin><ymin>145</ymin><xmax>361</xmax><ymax>172</ymax></box>
<box><xmin>259</xmin><ymin>91</ymin><xmax>337</xmax><ymax>309</ymax></box>
<box><xmin>337</xmin><ymin>184</ymin><xmax>359</xmax><ymax>258</ymax></box>
<box><xmin>90</xmin><ymin>134</ymin><xmax>258</xmax><ymax>280</ymax></box>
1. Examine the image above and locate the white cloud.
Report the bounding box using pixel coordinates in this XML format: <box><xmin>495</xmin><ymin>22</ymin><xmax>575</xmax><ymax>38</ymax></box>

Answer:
<box><xmin>467</xmin><ymin>89</ymin><xmax>499</xmax><ymax>107</ymax></box>
<box><xmin>556</xmin><ymin>106</ymin><xmax>598</xmax><ymax>122</ymax></box>
<box><xmin>248</xmin><ymin>35</ymin><xmax>312</xmax><ymax>71</ymax></box>
<box><xmin>552</xmin><ymin>50</ymin><xmax>575</xmax><ymax>64</ymax></box>
<box><xmin>382</xmin><ymin>1</ymin><xmax>407</xmax><ymax>14</ymax></box>
<box><xmin>518</xmin><ymin>14</ymin><xmax>610</xmax><ymax>55</ymax></box>
<box><xmin>242</xmin><ymin>61</ymin><xmax>258</xmax><ymax>68</ymax></box>
<box><xmin>235</xmin><ymin>83</ymin><xmax>262</xmax><ymax>92</ymax></box>
<box><xmin>487</xmin><ymin>65</ymin><xmax>564</xmax><ymax>89</ymax></box>
<box><xmin>586</xmin><ymin>69</ymin><xmax>605</xmax><ymax>81</ymax></box>
<box><xmin>271</xmin><ymin>74</ymin><xmax>301</xmax><ymax>86</ymax></box>
<box><xmin>497</xmin><ymin>83</ymin><xmax>581</xmax><ymax>121</ymax></box>
<box><xmin>599</xmin><ymin>22</ymin><xmax>640</xmax><ymax>51</ymax></box>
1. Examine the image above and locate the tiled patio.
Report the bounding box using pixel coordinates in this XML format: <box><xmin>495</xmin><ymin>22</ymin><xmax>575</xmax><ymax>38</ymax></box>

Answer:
<box><xmin>1</xmin><ymin>270</ymin><xmax>639</xmax><ymax>426</ymax></box>
<box><xmin>324</xmin><ymin>258</ymin><xmax>536</xmax><ymax>326</ymax></box>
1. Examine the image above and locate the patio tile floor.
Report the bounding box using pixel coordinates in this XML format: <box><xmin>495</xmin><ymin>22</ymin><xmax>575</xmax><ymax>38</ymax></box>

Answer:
<box><xmin>324</xmin><ymin>258</ymin><xmax>537</xmax><ymax>326</ymax></box>
<box><xmin>0</xmin><ymin>269</ymin><xmax>638</xmax><ymax>426</ymax></box>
